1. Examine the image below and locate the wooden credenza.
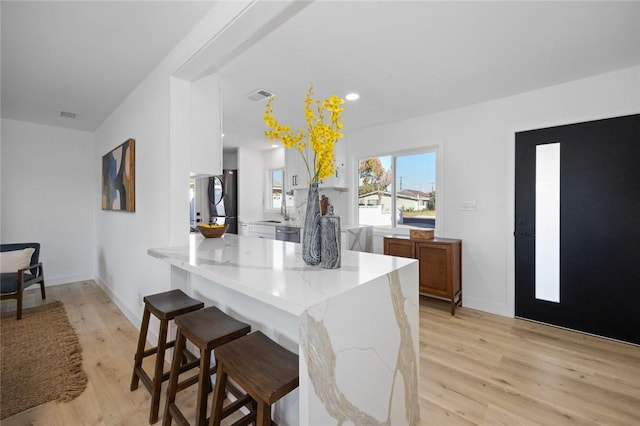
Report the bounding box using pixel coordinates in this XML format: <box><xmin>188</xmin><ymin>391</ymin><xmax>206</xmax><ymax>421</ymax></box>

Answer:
<box><xmin>384</xmin><ymin>236</ymin><xmax>462</xmax><ymax>315</ymax></box>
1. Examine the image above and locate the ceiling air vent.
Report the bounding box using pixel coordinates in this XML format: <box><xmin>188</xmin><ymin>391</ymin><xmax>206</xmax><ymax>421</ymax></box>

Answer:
<box><xmin>59</xmin><ymin>111</ymin><xmax>78</xmax><ymax>119</ymax></box>
<box><xmin>244</xmin><ymin>89</ymin><xmax>274</xmax><ymax>102</ymax></box>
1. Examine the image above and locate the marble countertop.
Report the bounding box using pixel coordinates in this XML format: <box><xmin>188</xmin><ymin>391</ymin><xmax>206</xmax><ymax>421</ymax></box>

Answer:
<box><xmin>249</xmin><ymin>220</ymin><xmax>371</xmax><ymax>232</ymax></box>
<box><xmin>251</xmin><ymin>220</ymin><xmax>301</xmax><ymax>227</ymax></box>
<box><xmin>148</xmin><ymin>233</ymin><xmax>414</xmax><ymax>316</ymax></box>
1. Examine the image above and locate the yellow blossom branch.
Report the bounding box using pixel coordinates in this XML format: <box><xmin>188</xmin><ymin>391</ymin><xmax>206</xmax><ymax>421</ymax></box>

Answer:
<box><xmin>264</xmin><ymin>86</ymin><xmax>345</xmax><ymax>183</ymax></box>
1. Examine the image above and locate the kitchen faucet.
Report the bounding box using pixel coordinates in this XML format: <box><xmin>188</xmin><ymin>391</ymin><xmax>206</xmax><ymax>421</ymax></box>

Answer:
<box><xmin>280</xmin><ymin>193</ymin><xmax>290</xmax><ymax>221</ymax></box>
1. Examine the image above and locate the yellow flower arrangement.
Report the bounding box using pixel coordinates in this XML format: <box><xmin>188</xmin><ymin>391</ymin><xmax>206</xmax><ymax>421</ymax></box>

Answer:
<box><xmin>263</xmin><ymin>86</ymin><xmax>344</xmax><ymax>183</ymax></box>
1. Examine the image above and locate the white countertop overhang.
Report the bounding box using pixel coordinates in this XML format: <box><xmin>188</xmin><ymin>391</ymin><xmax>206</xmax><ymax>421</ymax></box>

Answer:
<box><xmin>148</xmin><ymin>233</ymin><xmax>415</xmax><ymax>316</ymax></box>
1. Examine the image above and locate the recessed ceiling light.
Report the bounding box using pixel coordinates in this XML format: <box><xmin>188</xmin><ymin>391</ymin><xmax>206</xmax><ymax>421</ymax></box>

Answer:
<box><xmin>345</xmin><ymin>93</ymin><xmax>360</xmax><ymax>101</ymax></box>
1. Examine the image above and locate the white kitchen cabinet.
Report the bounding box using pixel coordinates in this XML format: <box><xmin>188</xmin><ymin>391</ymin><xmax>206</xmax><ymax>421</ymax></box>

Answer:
<box><xmin>238</xmin><ymin>222</ymin><xmax>251</xmax><ymax>237</ymax></box>
<box><xmin>249</xmin><ymin>224</ymin><xmax>276</xmax><ymax>240</ymax></box>
<box><xmin>286</xmin><ymin>141</ymin><xmax>347</xmax><ymax>190</ymax></box>
<box><xmin>285</xmin><ymin>148</ymin><xmax>306</xmax><ymax>190</ymax></box>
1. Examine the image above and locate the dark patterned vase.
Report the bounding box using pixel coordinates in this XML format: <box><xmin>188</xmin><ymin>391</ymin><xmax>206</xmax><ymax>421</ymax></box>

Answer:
<box><xmin>320</xmin><ymin>206</ymin><xmax>341</xmax><ymax>269</ymax></box>
<box><xmin>302</xmin><ymin>182</ymin><xmax>321</xmax><ymax>265</ymax></box>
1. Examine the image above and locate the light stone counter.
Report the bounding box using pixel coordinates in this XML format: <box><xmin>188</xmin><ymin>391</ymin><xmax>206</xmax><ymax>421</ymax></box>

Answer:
<box><xmin>250</xmin><ymin>220</ymin><xmax>373</xmax><ymax>253</ymax></box>
<box><xmin>149</xmin><ymin>233</ymin><xmax>419</xmax><ymax>425</ymax></box>
<box><xmin>341</xmin><ymin>224</ymin><xmax>373</xmax><ymax>252</ymax></box>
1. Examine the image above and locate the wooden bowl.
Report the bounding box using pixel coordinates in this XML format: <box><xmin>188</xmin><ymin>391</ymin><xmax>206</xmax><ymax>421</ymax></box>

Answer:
<box><xmin>198</xmin><ymin>224</ymin><xmax>229</xmax><ymax>238</ymax></box>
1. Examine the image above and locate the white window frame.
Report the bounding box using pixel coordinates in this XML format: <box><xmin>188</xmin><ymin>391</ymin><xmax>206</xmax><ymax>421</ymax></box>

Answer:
<box><xmin>266</xmin><ymin>168</ymin><xmax>284</xmax><ymax>212</ymax></box>
<box><xmin>355</xmin><ymin>145</ymin><xmax>440</xmax><ymax>236</ymax></box>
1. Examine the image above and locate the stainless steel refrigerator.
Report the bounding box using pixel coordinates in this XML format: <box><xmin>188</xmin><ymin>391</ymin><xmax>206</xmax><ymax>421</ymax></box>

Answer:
<box><xmin>208</xmin><ymin>169</ymin><xmax>238</xmax><ymax>234</ymax></box>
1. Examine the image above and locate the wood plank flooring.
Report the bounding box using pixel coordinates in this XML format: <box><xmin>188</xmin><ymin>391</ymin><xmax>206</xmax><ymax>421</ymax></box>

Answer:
<box><xmin>2</xmin><ymin>280</ymin><xmax>639</xmax><ymax>425</ymax></box>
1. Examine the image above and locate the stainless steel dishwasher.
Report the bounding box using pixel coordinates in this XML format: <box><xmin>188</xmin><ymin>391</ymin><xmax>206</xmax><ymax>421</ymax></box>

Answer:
<box><xmin>275</xmin><ymin>225</ymin><xmax>300</xmax><ymax>243</ymax></box>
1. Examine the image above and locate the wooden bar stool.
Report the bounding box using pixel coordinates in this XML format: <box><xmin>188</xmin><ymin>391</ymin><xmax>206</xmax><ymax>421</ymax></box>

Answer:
<box><xmin>163</xmin><ymin>306</ymin><xmax>251</xmax><ymax>426</ymax></box>
<box><xmin>130</xmin><ymin>290</ymin><xmax>204</xmax><ymax>424</ymax></box>
<box><xmin>209</xmin><ymin>331</ymin><xmax>299</xmax><ymax>426</ymax></box>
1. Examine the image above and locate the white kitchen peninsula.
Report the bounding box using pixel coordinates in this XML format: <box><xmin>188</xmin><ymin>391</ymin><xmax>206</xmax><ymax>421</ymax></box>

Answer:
<box><xmin>149</xmin><ymin>233</ymin><xmax>419</xmax><ymax>425</ymax></box>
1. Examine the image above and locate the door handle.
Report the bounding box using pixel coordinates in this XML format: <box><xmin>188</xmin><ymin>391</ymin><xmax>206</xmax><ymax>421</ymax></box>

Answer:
<box><xmin>514</xmin><ymin>231</ymin><xmax>535</xmax><ymax>238</ymax></box>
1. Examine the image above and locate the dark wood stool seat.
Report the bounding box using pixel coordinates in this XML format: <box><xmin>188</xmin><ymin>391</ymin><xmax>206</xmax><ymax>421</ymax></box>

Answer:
<box><xmin>131</xmin><ymin>290</ymin><xmax>204</xmax><ymax>424</ymax></box>
<box><xmin>163</xmin><ymin>306</ymin><xmax>251</xmax><ymax>426</ymax></box>
<box><xmin>209</xmin><ymin>331</ymin><xmax>299</xmax><ymax>426</ymax></box>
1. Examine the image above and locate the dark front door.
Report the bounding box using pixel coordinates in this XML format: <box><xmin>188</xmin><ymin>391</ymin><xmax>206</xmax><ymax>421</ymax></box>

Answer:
<box><xmin>515</xmin><ymin>114</ymin><xmax>640</xmax><ymax>345</ymax></box>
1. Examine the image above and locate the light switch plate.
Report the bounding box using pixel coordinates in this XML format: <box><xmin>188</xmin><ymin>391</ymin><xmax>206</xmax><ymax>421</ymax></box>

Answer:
<box><xmin>460</xmin><ymin>200</ymin><xmax>477</xmax><ymax>211</ymax></box>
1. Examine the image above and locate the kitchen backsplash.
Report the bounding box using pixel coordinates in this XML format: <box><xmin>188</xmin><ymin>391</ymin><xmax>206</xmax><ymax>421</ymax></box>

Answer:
<box><xmin>294</xmin><ymin>187</ymin><xmax>348</xmax><ymax>224</ymax></box>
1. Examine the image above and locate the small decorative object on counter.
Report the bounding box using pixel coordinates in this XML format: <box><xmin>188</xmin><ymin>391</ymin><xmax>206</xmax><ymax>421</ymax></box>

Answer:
<box><xmin>198</xmin><ymin>223</ymin><xmax>228</xmax><ymax>238</ymax></box>
<box><xmin>302</xmin><ymin>182</ymin><xmax>322</xmax><ymax>265</ymax></box>
<box><xmin>409</xmin><ymin>229</ymin><xmax>434</xmax><ymax>240</ymax></box>
<box><xmin>320</xmin><ymin>195</ymin><xmax>329</xmax><ymax>216</ymax></box>
<box><xmin>320</xmin><ymin>205</ymin><xmax>341</xmax><ymax>269</ymax></box>
<box><xmin>263</xmin><ymin>85</ymin><xmax>345</xmax><ymax>266</ymax></box>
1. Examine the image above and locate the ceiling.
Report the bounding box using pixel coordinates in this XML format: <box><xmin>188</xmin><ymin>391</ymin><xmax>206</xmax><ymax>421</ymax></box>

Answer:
<box><xmin>219</xmin><ymin>1</ymin><xmax>640</xmax><ymax>150</ymax></box>
<box><xmin>1</xmin><ymin>1</ymin><xmax>216</xmax><ymax>131</ymax></box>
<box><xmin>2</xmin><ymin>1</ymin><xmax>639</xmax><ymax>149</ymax></box>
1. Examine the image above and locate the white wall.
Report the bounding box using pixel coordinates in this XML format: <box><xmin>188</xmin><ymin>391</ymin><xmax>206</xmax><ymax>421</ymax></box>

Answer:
<box><xmin>264</xmin><ymin>147</ymin><xmax>284</xmax><ymax>171</ymax></box>
<box><xmin>238</xmin><ymin>147</ymin><xmax>265</xmax><ymax>222</ymax></box>
<box><xmin>92</xmin><ymin>2</ymin><xmax>255</xmax><ymax>324</ymax></box>
<box><xmin>93</xmin><ymin>64</ymin><xmax>175</xmax><ymax>322</ymax></box>
<box><xmin>346</xmin><ymin>66</ymin><xmax>640</xmax><ymax>317</ymax></box>
<box><xmin>1</xmin><ymin>118</ymin><xmax>94</xmax><ymax>285</ymax></box>
<box><xmin>190</xmin><ymin>74</ymin><xmax>222</xmax><ymax>177</ymax></box>
<box><xmin>223</xmin><ymin>150</ymin><xmax>238</xmax><ymax>169</ymax></box>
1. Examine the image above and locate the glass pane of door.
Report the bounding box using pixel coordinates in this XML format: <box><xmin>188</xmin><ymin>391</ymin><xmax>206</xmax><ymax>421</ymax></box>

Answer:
<box><xmin>535</xmin><ymin>143</ymin><xmax>560</xmax><ymax>303</ymax></box>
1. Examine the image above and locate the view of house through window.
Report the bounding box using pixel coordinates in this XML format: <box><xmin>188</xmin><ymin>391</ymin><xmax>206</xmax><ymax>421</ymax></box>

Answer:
<box><xmin>272</xmin><ymin>169</ymin><xmax>283</xmax><ymax>209</ymax></box>
<box><xmin>271</xmin><ymin>169</ymin><xmax>294</xmax><ymax>210</ymax></box>
<box><xmin>358</xmin><ymin>151</ymin><xmax>436</xmax><ymax>229</ymax></box>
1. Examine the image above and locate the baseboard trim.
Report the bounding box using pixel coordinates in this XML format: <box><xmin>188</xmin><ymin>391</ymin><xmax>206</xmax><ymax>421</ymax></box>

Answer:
<box><xmin>462</xmin><ymin>296</ymin><xmax>511</xmax><ymax>318</ymax></box>
<box><xmin>46</xmin><ymin>274</ymin><xmax>93</xmax><ymax>286</ymax></box>
<box><xmin>93</xmin><ymin>277</ymin><xmax>158</xmax><ymax>344</ymax></box>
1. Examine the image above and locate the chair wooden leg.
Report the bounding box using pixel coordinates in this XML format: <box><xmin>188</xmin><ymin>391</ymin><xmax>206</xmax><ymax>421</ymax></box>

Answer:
<box><xmin>16</xmin><ymin>290</ymin><xmax>22</xmax><ymax>320</ymax></box>
<box><xmin>163</xmin><ymin>330</ymin><xmax>186</xmax><ymax>426</ymax></box>
<box><xmin>196</xmin><ymin>347</ymin><xmax>212</xmax><ymax>426</ymax></box>
<box><xmin>150</xmin><ymin>318</ymin><xmax>169</xmax><ymax>424</ymax></box>
<box><xmin>131</xmin><ymin>308</ymin><xmax>151</xmax><ymax>391</ymax></box>
<box><xmin>40</xmin><ymin>280</ymin><xmax>46</xmax><ymax>300</ymax></box>
<box><xmin>256</xmin><ymin>401</ymin><xmax>271</xmax><ymax>426</ymax></box>
<box><xmin>209</xmin><ymin>362</ymin><xmax>228</xmax><ymax>426</ymax></box>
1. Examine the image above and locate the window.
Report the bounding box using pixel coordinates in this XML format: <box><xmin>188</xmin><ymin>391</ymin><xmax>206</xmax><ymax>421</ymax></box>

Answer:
<box><xmin>271</xmin><ymin>169</ymin><xmax>284</xmax><ymax>209</ymax></box>
<box><xmin>270</xmin><ymin>169</ymin><xmax>294</xmax><ymax>210</ymax></box>
<box><xmin>358</xmin><ymin>151</ymin><xmax>436</xmax><ymax>229</ymax></box>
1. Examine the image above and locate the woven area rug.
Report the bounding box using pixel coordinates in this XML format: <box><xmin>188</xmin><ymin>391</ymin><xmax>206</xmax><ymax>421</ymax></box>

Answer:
<box><xmin>0</xmin><ymin>301</ymin><xmax>88</xmax><ymax>419</ymax></box>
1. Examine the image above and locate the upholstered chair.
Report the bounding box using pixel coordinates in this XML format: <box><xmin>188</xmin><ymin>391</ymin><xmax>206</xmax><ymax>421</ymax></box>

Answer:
<box><xmin>0</xmin><ymin>243</ymin><xmax>46</xmax><ymax>319</ymax></box>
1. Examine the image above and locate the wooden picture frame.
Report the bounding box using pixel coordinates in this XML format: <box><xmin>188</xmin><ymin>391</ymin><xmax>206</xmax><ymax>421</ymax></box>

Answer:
<box><xmin>102</xmin><ymin>138</ymin><xmax>135</xmax><ymax>212</ymax></box>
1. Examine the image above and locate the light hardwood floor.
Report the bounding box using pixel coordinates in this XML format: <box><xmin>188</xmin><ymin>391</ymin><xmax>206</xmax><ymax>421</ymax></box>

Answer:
<box><xmin>2</xmin><ymin>281</ymin><xmax>639</xmax><ymax>425</ymax></box>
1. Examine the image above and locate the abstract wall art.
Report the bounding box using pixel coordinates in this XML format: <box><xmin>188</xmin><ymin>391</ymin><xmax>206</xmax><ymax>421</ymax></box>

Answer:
<box><xmin>102</xmin><ymin>138</ymin><xmax>135</xmax><ymax>212</ymax></box>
